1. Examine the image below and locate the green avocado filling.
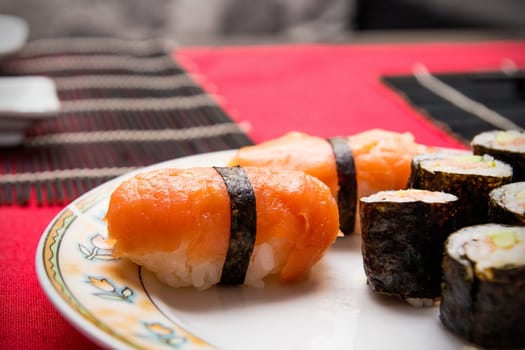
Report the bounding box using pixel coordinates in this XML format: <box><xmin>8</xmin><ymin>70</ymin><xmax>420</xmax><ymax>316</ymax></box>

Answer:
<box><xmin>454</xmin><ymin>155</ymin><xmax>496</xmax><ymax>166</ymax></box>
<box><xmin>489</xmin><ymin>230</ymin><xmax>519</xmax><ymax>249</ymax></box>
<box><xmin>454</xmin><ymin>155</ymin><xmax>483</xmax><ymax>162</ymax></box>
<box><xmin>495</xmin><ymin>131</ymin><xmax>516</xmax><ymax>145</ymax></box>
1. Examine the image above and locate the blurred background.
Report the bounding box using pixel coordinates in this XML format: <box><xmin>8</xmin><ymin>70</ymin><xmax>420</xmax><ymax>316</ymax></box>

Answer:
<box><xmin>1</xmin><ymin>0</ymin><xmax>525</xmax><ymax>45</ymax></box>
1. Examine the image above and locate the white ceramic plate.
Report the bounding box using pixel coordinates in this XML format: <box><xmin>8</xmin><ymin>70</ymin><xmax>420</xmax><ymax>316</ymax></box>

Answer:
<box><xmin>36</xmin><ymin>150</ymin><xmax>469</xmax><ymax>350</ymax></box>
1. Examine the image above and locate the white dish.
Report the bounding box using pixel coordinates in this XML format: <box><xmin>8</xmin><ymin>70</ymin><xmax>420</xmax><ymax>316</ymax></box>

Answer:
<box><xmin>0</xmin><ymin>14</ymin><xmax>29</xmax><ymax>59</ymax></box>
<box><xmin>36</xmin><ymin>150</ymin><xmax>469</xmax><ymax>350</ymax></box>
<box><xmin>0</xmin><ymin>76</ymin><xmax>60</xmax><ymax>146</ymax></box>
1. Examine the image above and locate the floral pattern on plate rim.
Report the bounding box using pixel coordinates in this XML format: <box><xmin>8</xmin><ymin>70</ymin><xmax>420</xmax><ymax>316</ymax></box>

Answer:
<box><xmin>39</xmin><ymin>186</ymin><xmax>216</xmax><ymax>350</ymax></box>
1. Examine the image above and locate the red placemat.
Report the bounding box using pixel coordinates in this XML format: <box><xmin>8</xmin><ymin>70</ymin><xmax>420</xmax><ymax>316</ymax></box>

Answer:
<box><xmin>176</xmin><ymin>41</ymin><xmax>525</xmax><ymax>148</ymax></box>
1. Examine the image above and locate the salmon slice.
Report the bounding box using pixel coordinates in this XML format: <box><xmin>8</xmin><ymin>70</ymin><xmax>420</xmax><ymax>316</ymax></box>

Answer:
<box><xmin>229</xmin><ymin>132</ymin><xmax>339</xmax><ymax>197</ymax></box>
<box><xmin>106</xmin><ymin>166</ymin><xmax>339</xmax><ymax>289</ymax></box>
<box><xmin>229</xmin><ymin>129</ymin><xmax>432</xmax><ymax>199</ymax></box>
<box><xmin>348</xmin><ymin>129</ymin><xmax>432</xmax><ymax>198</ymax></box>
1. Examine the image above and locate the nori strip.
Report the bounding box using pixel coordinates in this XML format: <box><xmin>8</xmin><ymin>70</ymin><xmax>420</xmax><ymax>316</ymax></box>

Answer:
<box><xmin>214</xmin><ymin>166</ymin><xmax>257</xmax><ymax>285</ymax></box>
<box><xmin>473</xmin><ymin>143</ymin><xmax>525</xmax><ymax>181</ymax></box>
<box><xmin>360</xmin><ymin>193</ymin><xmax>459</xmax><ymax>299</ymax></box>
<box><xmin>328</xmin><ymin>137</ymin><xmax>357</xmax><ymax>235</ymax></box>
<box><xmin>408</xmin><ymin>158</ymin><xmax>512</xmax><ymax>227</ymax></box>
<box><xmin>489</xmin><ymin>184</ymin><xmax>525</xmax><ymax>225</ymax></box>
<box><xmin>440</xmin><ymin>229</ymin><xmax>525</xmax><ymax>349</ymax></box>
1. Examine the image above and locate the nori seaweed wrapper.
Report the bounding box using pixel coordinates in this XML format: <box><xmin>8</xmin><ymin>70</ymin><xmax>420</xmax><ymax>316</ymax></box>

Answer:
<box><xmin>472</xmin><ymin>137</ymin><xmax>525</xmax><ymax>182</ymax></box>
<box><xmin>328</xmin><ymin>137</ymin><xmax>357</xmax><ymax>235</ymax></box>
<box><xmin>489</xmin><ymin>183</ymin><xmax>525</xmax><ymax>225</ymax></box>
<box><xmin>440</xmin><ymin>225</ymin><xmax>525</xmax><ymax>348</ymax></box>
<box><xmin>214</xmin><ymin>166</ymin><xmax>257</xmax><ymax>285</ymax></box>
<box><xmin>408</xmin><ymin>155</ymin><xmax>512</xmax><ymax>227</ymax></box>
<box><xmin>473</xmin><ymin>144</ymin><xmax>525</xmax><ymax>181</ymax></box>
<box><xmin>360</xmin><ymin>190</ymin><xmax>459</xmax><ymax>300</ymax></box>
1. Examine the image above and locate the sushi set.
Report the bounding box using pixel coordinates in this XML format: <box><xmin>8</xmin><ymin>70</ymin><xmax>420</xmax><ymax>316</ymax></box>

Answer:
<box><xmin>36</xmin><ymin>128</ymin><xmax>525</xmax><ymax>350</ymax></box>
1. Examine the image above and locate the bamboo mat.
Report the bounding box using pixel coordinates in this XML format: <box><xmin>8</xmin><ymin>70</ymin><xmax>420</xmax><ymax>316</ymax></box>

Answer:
<box><xmin>0</xmin><ymin>38</ymin><xmax>253</xmax><ymax>206</ymax></box>
<box><xmin>383</xmin><ymin>68</ymin><xmax>525</xmax><ymax>144</ymax></box>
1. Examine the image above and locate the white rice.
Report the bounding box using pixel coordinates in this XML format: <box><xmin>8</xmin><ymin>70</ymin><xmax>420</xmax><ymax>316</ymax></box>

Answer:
<box><xmin>244</xmin><ymin>243</ymin><xmax>278</xmax><ymax>288</ymax></box>
<box><xmin>472</xmin><ymin>130</ymin><xmax>525</xmax><ymax>153</ymax></box>
<box><xmin>124</xmin><ymin>241</ymin><xmax>279</xmax><ymax>290</ymax></box>
<box><xmin>490</xmin><ymin>181</ymin><xmax>525</xmax><ymax>214</ymax></box>
<box><xmin>361</xmin><ymin>189</ymin><xmax>457</xmax><ymax>204</ymax></box>
<box><xmin>123</xmin><ymin>243</ymin><xmax>219</xmax><ymax>290</ymax></box>
<box><xmin>446</xmin><ymin>224</ymin><xmax>525</xmax><ymax>280</ymax></box>
<box><xmin>405</xmin><ymin>297</ymin><xmax>436</xmax><ymax>308</ymax></box>
<box><xmin>420</xmin><ymin>154</ymin><xmax>512</xmax><ymax>177</ymax></box>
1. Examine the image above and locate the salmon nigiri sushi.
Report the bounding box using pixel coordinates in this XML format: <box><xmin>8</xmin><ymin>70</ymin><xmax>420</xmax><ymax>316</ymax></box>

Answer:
<box><xmin>228</xmin><ymin>129</ymin><xmax>432</xmax><ymax>234</ymax></box>
<box><xmin>106</xmin><ymin>166</ymin><xmax>339</xmax><ymax>290</ymax></box>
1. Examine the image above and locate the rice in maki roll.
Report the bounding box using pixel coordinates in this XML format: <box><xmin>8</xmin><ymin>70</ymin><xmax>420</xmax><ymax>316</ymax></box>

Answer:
<box><xmin>440</xmin><ymin>224</ymin><xmax>525</xmax><ymax>349</ymax></box>
<box><xmin>489</xmin><ymin>182</ymin><xmax>525</xmax><ymax>225</ymax></box>
<box><xmin>360</xmin><ymin>189</ymin><xmax>459</xmax><ymax>306</ymax></box>
<box><xmin>408</xmin><ymin>153</ymin><xmax>512</xmax><ymax>227</ymax></box>
<box><xmin>472</xmin><ymin>130</ymin><xmax>525</xmax><ymax>181</ymax></box>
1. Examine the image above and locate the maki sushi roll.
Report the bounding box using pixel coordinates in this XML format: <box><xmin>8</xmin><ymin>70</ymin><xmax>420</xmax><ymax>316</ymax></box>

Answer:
<box><xmin>440</xmin><ymin>224</ymin><xmax>525</xmax><ymax>349</ymax></box>
<box><xmin>359</xmin><ymin>189</ymin><xmax>459</xmax><ymax>306</ymax></box>
<box><xmin>106</xmin><ymin>166</ymin><xmax>340</xmax><ymax>290</ymax></box>
<box><xmin>229</xmin><ymin>129</ymin><xmax>431</xmax><ymax>234</ymax></box>
<box><xmin>489</xmin><ymin>182</ymin><xmax>525</xmax><ymax>225</ymax></box>
<box><xmin>472</xmin><ymin>130</ymin><xmax>525</xmax><ymax>181</ymax></box>
<box><xmin>406</xmin><ymin>149</ymin><xmax>469</xmax><ymax>188</ymax></box>
<box><xmin>408</xmin><ymin>152</ymin><xmax>513</xmax><ymax>227</ymax></box>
